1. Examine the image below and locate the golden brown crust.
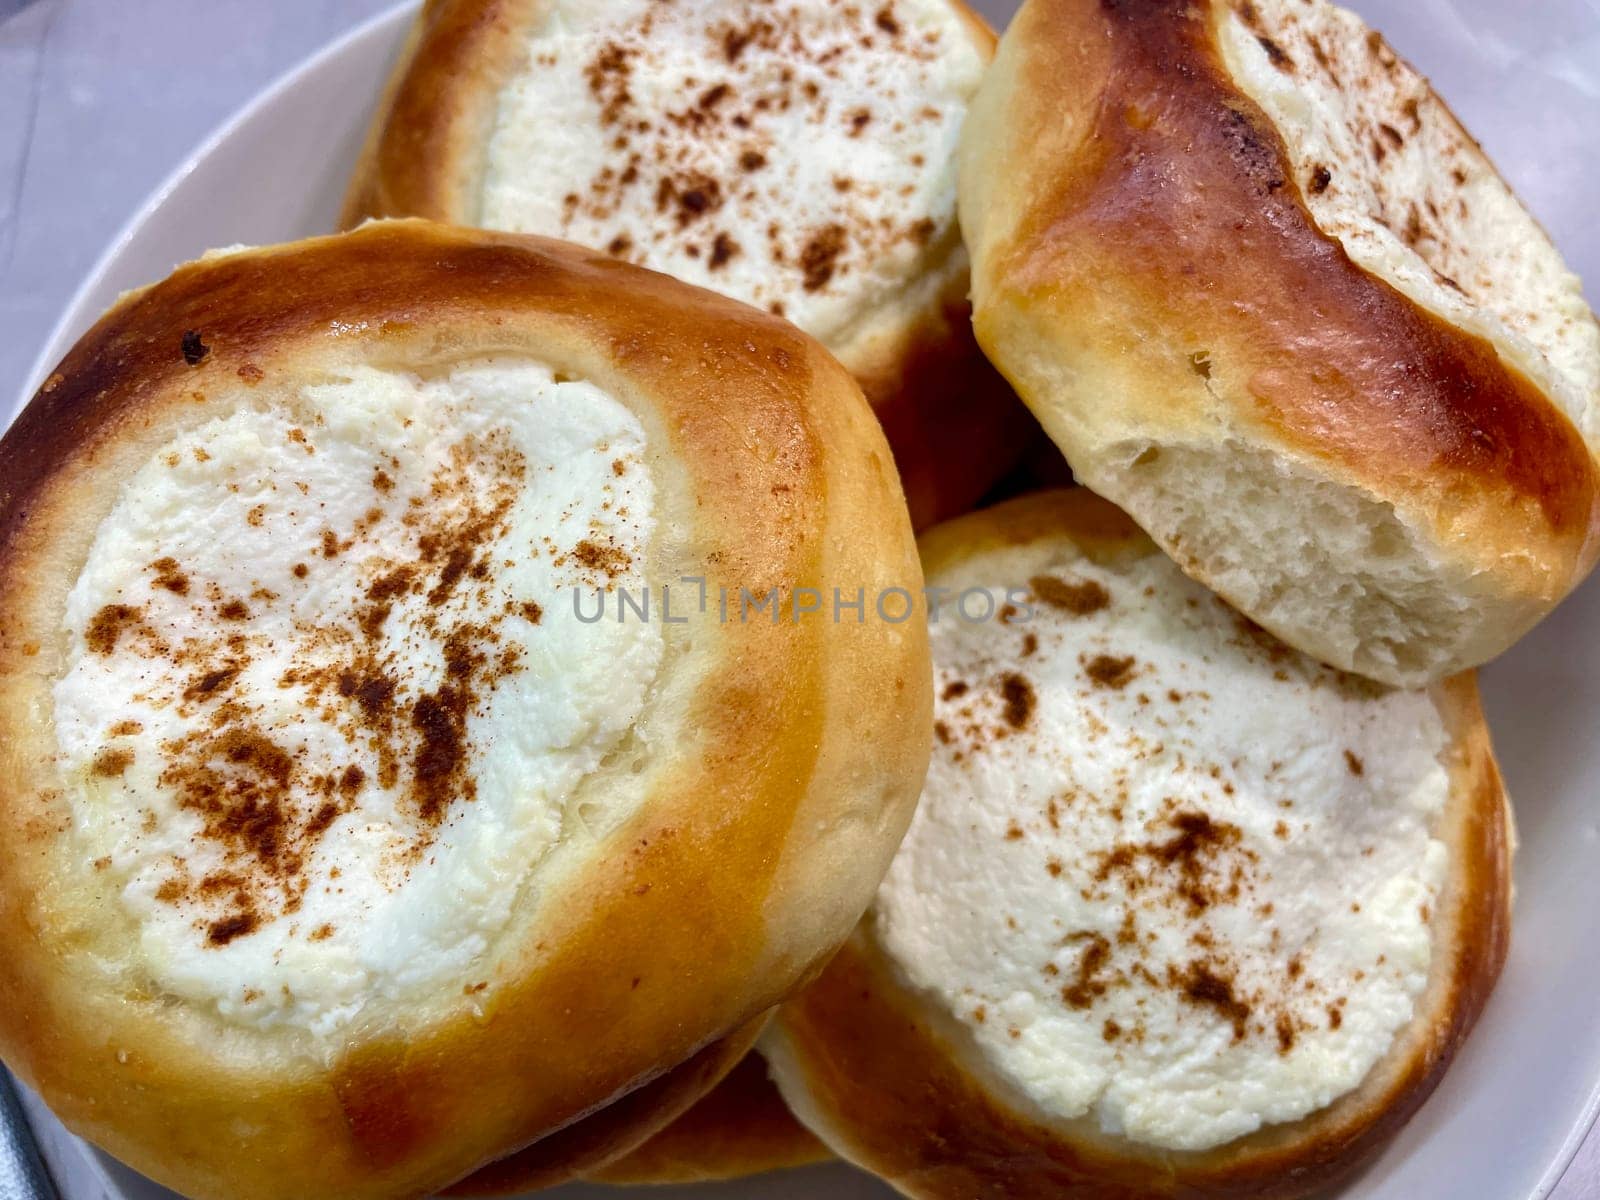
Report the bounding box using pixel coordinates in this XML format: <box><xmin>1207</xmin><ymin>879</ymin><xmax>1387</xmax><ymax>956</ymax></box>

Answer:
<box><xmin>0</xmin><ymin>220</ymin><xmax>931</xmax><ymax>1200</ymax></box>
<box><xmin>451</xmin><ymin>295</ymin><xmax>1026</xmax><ymax>1200</ymax></box>
<box><xmin>850</xmin><ymin>266</ymin><xmax>1040</xmax><ymax>531</ymax></box>
<box><xmin>972</xmin><ymin>0</ymin><xmax>1600</xmax><ymax>536</ymax></box>
<box><xmin>583</xmin><ymin>1049</ymin><xmax>830</xmax><ymax>1185</ymax></box>
<box><xmin>767</xmin><ymin>489</ymin><xmax>1512</xmax><ymax>1200</ymax></box>
<box><xmin>342</xmin><ymin>0</ymin><xmax>1027</xmax><ymax>533</ymax></box>
<box><xmin>960</xmin><ymin>0</ymin><xmax>1600</xmax><ymax>680</ymax></box>
<box><xmin>339</xmin><ymin>0</ymin><xmax>539</xmax><ymax>227</ymax></box>
<box><xmin>447</xmin><ymin>1016</ymin><xmax>771</xmax><ymax>1195</ymax></box>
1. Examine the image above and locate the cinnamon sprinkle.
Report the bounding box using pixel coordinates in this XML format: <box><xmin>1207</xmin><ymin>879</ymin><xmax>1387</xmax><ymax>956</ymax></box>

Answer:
<box><xmin>92</xmin><ymin>428</ymin><xmax>541</xmax><ymax>947</ymax></box>
<box><xmin>1031</xmin><ymin>574</ymin><xmax>1111</xmax><ymax>616</ymax></box>
<box><xmin>518</xmin><ymin>0</ymin><xmax>960</xmax><ymax>318</ymax></box>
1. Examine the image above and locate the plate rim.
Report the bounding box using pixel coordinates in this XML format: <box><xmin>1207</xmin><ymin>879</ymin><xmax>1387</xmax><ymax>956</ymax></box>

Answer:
<box><xmin>1538</xmin><ymin>1081</ymin><xmax>1600</xmax><ymax>1199</ymax></box>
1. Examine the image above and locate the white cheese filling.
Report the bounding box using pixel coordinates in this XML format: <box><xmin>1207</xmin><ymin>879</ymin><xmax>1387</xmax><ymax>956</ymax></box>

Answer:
<box><xmin>1217</xmin><ymin>0</ymin><xmax>1600</xmax><ymax>445</ymax></box>
<box><xmin>479</xmin><ymin>0</ymin><xmax>985</xmax><ymax>346</ymax></box>
<box><xmin>875</xmin><ymin>542</ymin><xmax>1449</xmax><ymax>1151</ymax></box>
<box><xmin>54</xmin><ymin>360</ymin><xmax>661</xmax><ymax>1036</ymax></box>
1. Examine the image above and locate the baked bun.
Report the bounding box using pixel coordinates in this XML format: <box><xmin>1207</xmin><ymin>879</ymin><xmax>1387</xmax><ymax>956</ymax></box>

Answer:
<box><xmin>584</xmin><ymin>1049</ymin><xmax>829</xmax><ymax>1185</ymax></box>
<box><xmin>342</xmin><ymin>0</ymin><xmax>1034</xmax><ymax>529</ymax></box>
<box><xmin>0</xmin><ymin>219</ymin><xmax>931</xmax><ymax>1200</ymax></box>
<box><xmin>960</xmin><ymin>0</ymin><xmax>1600</xmax><ymax>686</ymax></box>
<box><xmin>766</xmin><ymin>489</ymin><xmax>1512</xmax><ymax>1199</ymax></box>
<box><xmin>445</xmin><ymin>1015</ymin><xmax>769</xmax><ymax>1195</ymax></box>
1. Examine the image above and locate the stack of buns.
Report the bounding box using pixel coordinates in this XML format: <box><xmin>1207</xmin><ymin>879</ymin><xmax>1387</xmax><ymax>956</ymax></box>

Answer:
<box><xmin>0</xmin><ymin>0</ymin><xmax>1592</xmax><ymax>1198</ymax></box>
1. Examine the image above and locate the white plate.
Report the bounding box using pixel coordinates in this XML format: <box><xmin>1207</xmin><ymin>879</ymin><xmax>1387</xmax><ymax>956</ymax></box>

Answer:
<box><xmin>10</xmin><ymin>2</ymin><xmax>1600</xmax><ymax>1198</ymax></box>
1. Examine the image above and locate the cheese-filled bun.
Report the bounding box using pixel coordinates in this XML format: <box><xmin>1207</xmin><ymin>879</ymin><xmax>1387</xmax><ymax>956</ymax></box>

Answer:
<box><xmin>343</xmin><ymin>0</ymin><xmax>1035</xmax><ymax>529</ymax></box>
<box><xmin>0</xmin><ymin>220</ymin><xmax>930</xmax><ymax>1200</ymax></box>
<box><xmin>766</xmin><ymin>489</ymin><xmax>1512</xmax><ymax>1199</ymax></box>
<box><xmin>452</xmin><ymin>1031</ymin><xmax>829</xmax><ymax>1193</ymax></box>
<box><xmin>961</xmin><ymin>0</ymin><xmax>1600</xmax><ymax>686</ymax></box>
<box><xmin>583</xmin><ymin>1050</ymin><xmax>829</xmax><ymax>1186</ymax></box>
<box><xmin>445</xmin><ymin>1014</ymin><xmax>773</xmax><ymax>1195</ymax></box>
